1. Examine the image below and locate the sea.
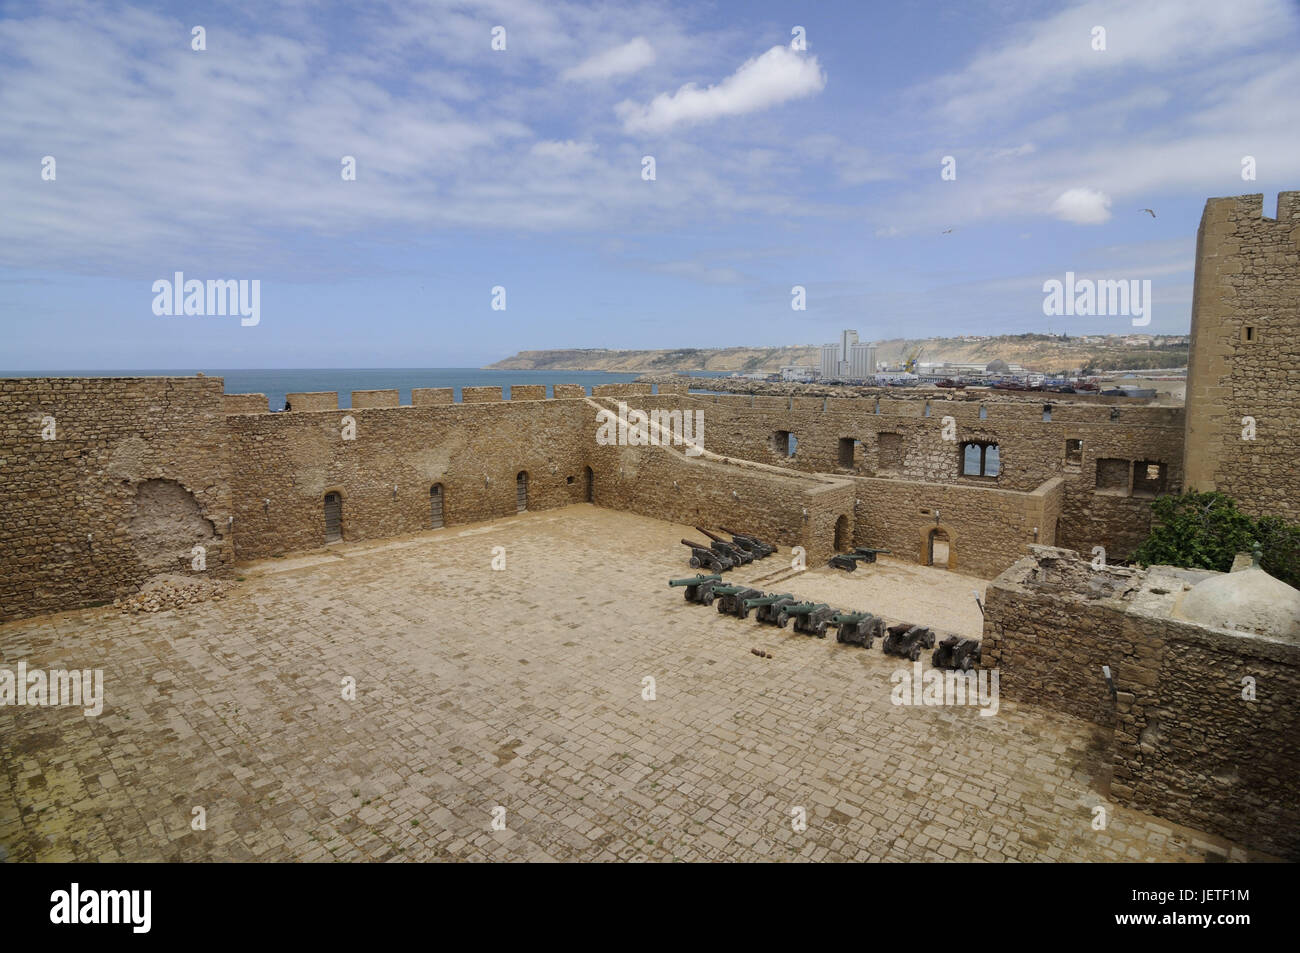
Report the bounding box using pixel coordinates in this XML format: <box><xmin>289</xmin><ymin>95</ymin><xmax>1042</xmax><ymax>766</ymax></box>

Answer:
<box><xmin>0</xmin><ymin>367</ymin><xmax>732</xmax><ymax>411</ymax></box>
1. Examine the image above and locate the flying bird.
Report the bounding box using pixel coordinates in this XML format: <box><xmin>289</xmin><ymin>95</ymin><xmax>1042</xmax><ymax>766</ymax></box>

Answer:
<box><xmin>942</xmin><ymin>226</ymin><xmax>953</xmax><ymax>234</ymax></box>
<box><xmin>1139</xmin><ymin>208</ymin><xmax>1156</xmax><ymax>218</ymax></box>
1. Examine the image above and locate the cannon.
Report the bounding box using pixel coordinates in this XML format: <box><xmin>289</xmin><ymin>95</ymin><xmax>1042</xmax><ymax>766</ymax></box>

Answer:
<box><xmin>693</xmin><ymin>527</ymin><xmax>754</xmax><ymax>565</ymax></box>
<box><xmin>851</xmin><ymin>547</ymin><xmax>890</xmax><ymax>563</ymax></box>
<box><xmin>828</xmin><ymin>547</ymin><xmax>892</xmax><ymax>572</ymax></box>
<box><xmin>881</xmin><ymin>623</ymin><xmax>936</xmax><ymax>661</ymax></box>
<box><xmin>680</xmin><ymin>539</ymin><xmax>733</xmax><ymax>573</ymax></box>
<box><xmin>712</xmin><ymin>585</ymin><xmax>766</xmax><ymax>619</ymax></box>
<box><xmin>668</xmin><ymin>574</ymin><xmax>722</xmax><ymax>605</ymax></box>
<box><xmin>743</xmin><ymin>592</ymin><xmax>797</xmax><ymax>625</ymax></box>
<box><xmin>828</xmin><ymin>553</ymin><xmax>866</xmax><ymax>572</ymax></box>
<box><xmin>932</xmin><ymin>635</ymin><xmax>982</xmax><ymax>671</ymax></box>
<box><xmin>720</xmin><ymin>526</ymin><xmax>776</xmax><ymax>558</ymax></box>
<box><xmin>833</xmin><ymin>611</ymin><xmax>887</xmax><ymax>648</ymax></box>
<box><xmin>779</xmin><ymin>601</ymin><xmax>838</xmax><ymax>638</ymax></box>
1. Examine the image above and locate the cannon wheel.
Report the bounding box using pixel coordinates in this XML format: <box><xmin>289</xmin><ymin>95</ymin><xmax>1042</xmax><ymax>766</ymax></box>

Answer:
<box><xmin>701</xmin><ymin>590</ymin><xmax>715</xmax><ymax>606</ymax></box>
<box><xmin>909</xmin><ymin>644</ymin><xmax>921</xmax><ymax>661</ymax></box>
<box><xmin>738</xmin><ymin>606</ymin><xmax>749</xmax><ymax>620</ymax></box>
<box><xmin>776</xmin><ymin>613</ymin><xmax>790</xmax><ymax>628</ymax></box>
<box><xmin>689</xmin><ymin>556</ymin><xmax>700</xmax><ymax>568</ymax></box>
<box><xmin>960</xmin><ymin>653</ymin><xmax>974</xmax><ymax>672</ymax></box>
<box><xmin>924</xmin><ymin>632</ymin><xmax>936</xmax><ymax>649</ymax></box>
<box><xmin>716</xmin><ymin>600</ymin><xmax>728</xmax><ymax>613</ymax></box>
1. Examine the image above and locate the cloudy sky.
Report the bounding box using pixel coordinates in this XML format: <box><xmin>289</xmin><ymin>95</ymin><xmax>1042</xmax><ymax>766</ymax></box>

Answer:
<box><xmin>1</xmin><ymin>0</ymin><xmax>1298</xmax><ymax>369</ymax></box>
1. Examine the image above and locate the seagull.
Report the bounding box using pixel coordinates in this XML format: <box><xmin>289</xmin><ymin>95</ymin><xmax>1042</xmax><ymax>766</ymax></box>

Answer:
<box><xmin>942</xmin><ymin>226</ymin><xmax>953</xmax><ymax>234</ymax></box>
<box><xmin>1139</xmin><ymin>208</ymin><xmax>1156</xmax><ymax>218</ymax></box>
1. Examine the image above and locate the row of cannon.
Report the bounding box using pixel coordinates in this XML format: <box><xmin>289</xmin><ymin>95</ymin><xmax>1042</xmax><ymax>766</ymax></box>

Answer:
<box><xmin>667</xmin><ymin>574</ymin><xmax>982</xmax><ymax>670</ymax></box>
<box><xmin>680</xmin><ymin>526</ymin><xmax>777</xmax><ymax>573</ymax></box>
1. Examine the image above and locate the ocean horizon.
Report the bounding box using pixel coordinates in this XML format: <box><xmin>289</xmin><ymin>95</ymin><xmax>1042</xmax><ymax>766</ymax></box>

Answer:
<box><xmin>0</xmin><ymin>367</ymin><xmax>732</xmax><ymax>410</ymax></box>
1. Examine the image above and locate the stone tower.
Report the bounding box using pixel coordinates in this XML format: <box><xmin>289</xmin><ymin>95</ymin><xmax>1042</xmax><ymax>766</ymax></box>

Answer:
<box><xmin>1183</xmin><ymin>192</ymin><xmax>1300</xmax><ymax>521</ymax></box>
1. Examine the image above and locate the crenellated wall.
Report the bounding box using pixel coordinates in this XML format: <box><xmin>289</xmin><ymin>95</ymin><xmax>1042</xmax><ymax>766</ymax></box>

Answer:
<box><xmin>1184</xmin><ymin>192</ymin><xmax>1300</xmax><ymax>522</ymax></box>
<box><xmin>0</xmin><ymin>373</ymin><xmax>1196</xmax><ymax>621</ymax></box>
<box><xmin>226</xmin><ymin>398</ymin><xmax>596</xmax><ymax>559</ymax></box>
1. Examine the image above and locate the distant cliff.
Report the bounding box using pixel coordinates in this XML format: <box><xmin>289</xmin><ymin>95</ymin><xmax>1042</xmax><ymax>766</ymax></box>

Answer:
<box><xmin>488</xmin><ymin>335</ymin><xmax>1189</xmax><ymax>374</ymax></box>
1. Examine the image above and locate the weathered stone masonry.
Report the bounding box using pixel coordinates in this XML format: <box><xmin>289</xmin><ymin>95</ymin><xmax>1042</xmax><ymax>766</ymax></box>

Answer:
<box><xmin>1184</xmin><ymin>192</ymin><xmax>1300</xmax><ymax>522</ymax></box>
<box><xmin>983</xmin><ymin>548</ymin><xmax>1300</xmax><ymax>859</ymax></box>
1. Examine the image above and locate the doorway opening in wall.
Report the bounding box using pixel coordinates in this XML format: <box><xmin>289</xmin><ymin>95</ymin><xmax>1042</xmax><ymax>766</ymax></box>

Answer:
<box><xmin>834</xmin><ymin>515</ymin><xmax>850</xmax><ymax>551</ymax></box>
<box><xmin>584</xmin><ymin>466</ymin><xmax>593</xmax><ymax>503</ymax></box>
<box><xmin>324</xmin><ymin>492</ymin><xmax>343</xmax><ymax>543</ymax></box>
<box><xmin>516</xmin><ymin>472</ymin><xmax>528</xmax><ymax>512</ymax></box>
<box><xmin>837</xmin><ymin>437</ymin><xmax>855</xmax><ymax>469</ymax></box>
<box><xmin>429</xmin><ymin>484</ymin><xmax>444</xmax><ymax>529</ymax></box>
<box><xmin>928</xmin><ymin>528</ymin><xmax>950</xmax><ymax>569</ymax></box>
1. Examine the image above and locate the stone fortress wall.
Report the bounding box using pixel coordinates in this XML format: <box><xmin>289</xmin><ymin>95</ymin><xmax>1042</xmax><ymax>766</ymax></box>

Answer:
<box><xmin>984</xmin><ymin>547</ymin><xmax>1300</xmax><ymax>859</ymax></box>
<box><xmin>1</xmin><ymin>192</ymin><xmax>1294</xmax><ymax>629</ymax></box>
<box><xmin>0</xmin><ymin>374</ymin><xmax>1189</xmax><ymax>622</ymax></box>
<box><xmin>2</xmin><ymin>192</ymin><xmax>1297</xmax><ymax>858</ymax></box>
<box><xmin>1183</xmin><ymin>192</ymin><xmax>1300</xmax><ymax>522</ymax></box>
<box><xmin>0</xmin><ymin>376</ymin><xmax>235</xmax><ymax>621</ymax></box>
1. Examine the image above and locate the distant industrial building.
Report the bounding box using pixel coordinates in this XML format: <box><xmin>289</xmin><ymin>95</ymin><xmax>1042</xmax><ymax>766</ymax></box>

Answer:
<box><xmin>819</xmin><ymin>343</ymin><xmax>839</xmax><ymax>379</ymax></box>
<box><xmin>819</xmin><ymin>330</ymin><xmax>876</xmax><ymax>379</ymax></box>
<box><xmin>849</xmin><ymin>342</ymin><xmax>877</xmax><ymax>378</ymax></box>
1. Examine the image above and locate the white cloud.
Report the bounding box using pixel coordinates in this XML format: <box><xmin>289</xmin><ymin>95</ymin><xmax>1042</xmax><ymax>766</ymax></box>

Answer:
<box><xmin>616</xmin><ymin>45</ymin><xmax>826</xmax><ymax>134</ymax></box>
<box><xmin>1049</xmin><ymin>188</ymin><xmax>1113</xmax><ymax>224</ymax></box>
<box><xmin>562</xmin><ymin>37</ymin><xmax>655</xmax><ymax>81</ymax></box>
<box><xmin>530</xmin><ymin>139</ymin><xmax>596</xmax><ymax>162</ymax></box>
<box><xmin>922</xmin><ymin>0</ymin><xmax>1293</xmax><ymax>127</ymax></box>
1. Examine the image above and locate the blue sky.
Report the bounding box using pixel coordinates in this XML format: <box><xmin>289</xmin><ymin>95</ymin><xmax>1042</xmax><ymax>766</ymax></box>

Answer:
<box><xmin>1</xmin><ymin>0</ymin><xmax>1298</xmax><ymax>369</ymax></box>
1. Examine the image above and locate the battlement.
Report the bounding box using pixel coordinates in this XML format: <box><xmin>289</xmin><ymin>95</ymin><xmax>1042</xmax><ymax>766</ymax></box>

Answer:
<box><xmin>1202</xmin><ymin>191</ymin><xmax>1300</xmax><ymax>228</ymax></box>
<box><xmin>1186</xmin><ymin>189</ymin><xmax>1300</xmax><ymax>522</ymax></box>
<box><xmin>225</xmin><ymin>381</ymin><xmax>639</xmax><ymax>414</ymax></box>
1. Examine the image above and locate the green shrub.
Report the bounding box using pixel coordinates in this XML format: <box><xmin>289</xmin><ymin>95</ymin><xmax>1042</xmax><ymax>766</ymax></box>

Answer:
<box><xmin>1132</xmin><ymin>491</ymin><xmax>1300</xmax><ymax>589</ymax></box>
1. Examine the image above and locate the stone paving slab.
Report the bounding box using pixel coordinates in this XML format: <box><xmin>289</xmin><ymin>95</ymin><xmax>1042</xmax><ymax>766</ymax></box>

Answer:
<box><xmin>0</xmin><ymin>505</ymin><xmax>1266</xmax><ymax>862</ymax></box>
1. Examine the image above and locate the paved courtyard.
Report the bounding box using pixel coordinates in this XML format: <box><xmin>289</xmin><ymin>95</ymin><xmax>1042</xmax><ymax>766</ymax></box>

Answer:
<box><xmin>0</xmin><ymin>505</ymin><xmax>1264</xmax><ymax>861</ymax></box>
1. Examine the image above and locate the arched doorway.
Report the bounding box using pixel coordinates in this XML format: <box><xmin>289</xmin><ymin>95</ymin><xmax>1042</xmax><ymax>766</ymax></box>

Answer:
<box><xmin>834</xmin><ymin>514</ymin><xmax>850</xmax><ymax>551</ymax></box>
<box><xmin>927</xmin><ymin>528</ymin><xmax>950</xmax><ymax>568</ymax></box>
<box><xmin>516</xmin><ymin>471</ymin><xmax>528</xmax><ymax>513</ymax></box>
<box><xmin>429</xmin><ymin>484</ymin><xmax>444</xmax><ymax>528</ymax></box>
<box><xmin>324</xmin><ymin>492</ymin><xmax>343</xmax><ymax>543</ymax></box>
<box><xmin>583</xmin><ymin>466</ymin><xmax>593</xmax><ymax>503</ymax></box>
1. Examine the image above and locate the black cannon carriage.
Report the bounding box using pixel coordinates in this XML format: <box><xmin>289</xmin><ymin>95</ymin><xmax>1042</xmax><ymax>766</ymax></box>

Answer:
<box><xmin>833</xmin><ymin>611</ymin><xmax>887</xmax><ymax>648</ymax></box>
<box><xmin>743</xmin><ymin>592</ymin><xmax>797</xmax><ymax>625</ymax></box>
<box><xmin>881</xmin><ymin>622</ymin><xmax>936</xmax><ymax>660</ymax></box>
<box><xmin>668</xmin><ymin>574</ymin><xmax>722</xmax><ymax>605</ymax></box>
<box><xmin>680</xmin><ymin>538</ymin><xmax>733</xmax><ymax>573</ymax></box>
<box><xmin>720</xmin><ymin>526</ymin><xmax>777</xmax><ymax>558</ymax></box>
<box><xmin>693</xmin><ymin>527</ymin><xmax>754</xmax><ymax>565</ymax></box>
<box><xmin>932</xmin><ymin>635</ymin><xmax>982</xmax><ymax>671</ymax></box>
<box><xmin>828</xmin><ymin>547</ymin><xmax>891</xmax><ymax>572</ymax></box>
<box><xmin>780</xmin><ymin>601</ymin><xmax>839</xmax><ymax>638</ymax></box>
<box><xmin>712</xmin><ymin>585</ymin><xmax>766</xmax><ymax>619</ymax></box>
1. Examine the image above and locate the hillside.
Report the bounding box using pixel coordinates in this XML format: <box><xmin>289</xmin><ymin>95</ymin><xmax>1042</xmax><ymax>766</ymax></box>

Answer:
<box><xmin>488</xmin><ymin>335</ymin><xmax>1189</xmax><ymax>375</ymax></box>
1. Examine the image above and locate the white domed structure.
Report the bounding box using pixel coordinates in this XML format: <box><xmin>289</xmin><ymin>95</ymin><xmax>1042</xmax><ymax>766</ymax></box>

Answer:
<box><xmin>1173</xmin><ymin>556</ymin><xmax>1300</xmax><ymax>642</ymax></box>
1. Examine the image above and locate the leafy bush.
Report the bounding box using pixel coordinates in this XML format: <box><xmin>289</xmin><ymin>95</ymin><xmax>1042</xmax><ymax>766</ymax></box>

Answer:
<box><xmin>1132</xmin><ymin>491</ymin><xmax>1300</xmax><ymax>589</ymax></box>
